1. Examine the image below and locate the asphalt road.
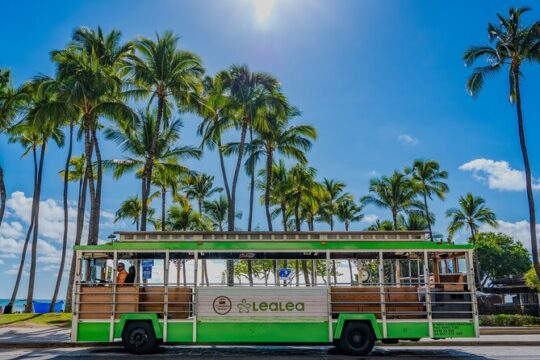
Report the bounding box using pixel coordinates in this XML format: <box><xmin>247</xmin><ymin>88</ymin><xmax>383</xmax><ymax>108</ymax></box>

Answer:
<box><xmin>1</xmin><ymin>345</ymin><xmax>539</xmax><ymax>360</ymax></box>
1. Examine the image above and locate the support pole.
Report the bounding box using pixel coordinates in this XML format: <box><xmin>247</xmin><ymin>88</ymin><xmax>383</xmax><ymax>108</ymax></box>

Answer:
<box><xmin>110</xmin><ymin>251</ymin><xmax>118</xmax><ymax>342</ymax></box>
<box><xmin>423</xmin><ymin>251</ymin><xmax>433</xmax><ymax>338</ymax></box>
<box><xmin>378</xmin><ymin>251</ymin><xmax>387</xmax><ymax>338</ymax></box>
<box><xmin>164</xmin><ymin>251</ymin><xmax>169</xmax><ymax>342</ymax></box>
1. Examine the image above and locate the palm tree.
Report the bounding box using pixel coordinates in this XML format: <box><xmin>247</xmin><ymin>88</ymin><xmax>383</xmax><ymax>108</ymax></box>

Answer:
<box><xmin>52</xmin><ymin>26</ymin><xmax>134</xmax><ymax>245</ymax></box>
<box><xmin>204</xmin><ymin>195</ymin><xmax>242</xmax><ymax>231</ymax></box>
<box><xmin>152</xmin><ymin>162</ymin><xmax>183</xmax><ymax>230</ymax></box>
<box><xmin>166</xmin><ymin>205</ymin><xmax>211</xmax><ymax>231</ymax></box>
<box><xmin>319</xmin><ymin>178</ymin><xmax>346</xmax><ymax>230</ymax></box>
<box><xmin>408</xmin><ymin>159</ymin><xmax>448</xmax><ymax>241</ymax></box>
<box><xmin>183</xmin><ymin>173</ymin><xmax>223</xmax><ymax>213</ymax></box>
<box><xmin>131</xmin><ymin>31</ymin><xmax>204</xmax><ymax>231</ymax></box>
<box><xmin>446</xmin><ymin>193</ymin><xmax>498</xmax><ymax>287</ymax></box>
<box><xmin>288</xmin><ymin>164</ymin><xmax>318</xmax><ymax>286</ymax></box>
<box><xmin>219</xmin><ymin>65</ymin><xmax>286</xmax><ymax>286</ymax></box>
<box><xmin>362</xmin><ymin>171</ymin><xmax>419</xmax><ymax>230</ymax></box>
<box><xmin>114</xmin><ymin>195</ymin><xmax>156</xmax><ymax>230</ymax></box>
<box><xmin>197</xmin><ymin>74</ymin><xmax>235</xmax><ymax>206</ymax></box>
<box><xmin>446</xmin><ymin>193</ymin><xmax>497</xmax><ymax>241</ymax></box>
<box><xmin>242</xmin><ymin>106</ymin><xmax>316</xmax><ymax>231</ymax></box>
<box><xmin>0</xmin><ymin>68</ymin><xmax>28</xmax><ymax>228</ymax></box>
<box><xmin>367</xmin><ymin>219</ymin><xmax>395</xmax><ymax>231</ymax></box>
<box><xmin>336</xmin><ymin>194</ymin><xmax>364</xmax><ymax>285</ymax></box>
<box><xmin>464</xmin><ymin>7</ymin><xmax>540</xmax><ymax>278</ymax></box>
<box><xmin>4</xmin><ymin>120</ymin><xmax>40</xmax><ymax>314</ymax></box>
<box><xmin>204</xmin><ymin>195</ymin><xmax>229</xmax><ymax>231</ymax></box>
<box><xmin>104</xmin><ymin>110</ymin><xmax>201</xmax><ymax>222</ymax></box>
<box><xmin>220</xmin><ymin>65</ymin><xmax>286</xmax><ymax>232</ymax></box>
<box><xmin>63</xmin><ymin>155</ymin><xmax>87</xmax><ymax>313</ymax></box>
<box><xmin>264</xmin><ymin>160</ymin><xmax>292</xmax><ymax>231</ymax></box>
<box><xmin>336</xmin><ymin>195</ymin><xmax>364</xmax><ymax>231</ymax></box>
<box><xmin>9</xmin><ymin>80</ymin><xmax>65</xmax><ymax>313</ymax></box>
<box><xmin>399</xmin><ymin>211</ymin><xmax>430</xmax><ymax>231</ymax></box>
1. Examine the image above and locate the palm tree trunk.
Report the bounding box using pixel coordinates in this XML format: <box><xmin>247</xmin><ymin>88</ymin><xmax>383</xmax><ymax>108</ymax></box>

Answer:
<box><xmin>25</xmin><ymin>143</ymin><xmax>46</xmax><ymax>313</ymax></box>
<box><xmin>75</xmin><ymin>170</ymin><xmax>87</xmax><ymax>248</ymax></box>
<box><xmin>281</xmin><ymin>203</ymin><xmax>287</xmax><ymax>231</ymax></box>
<box><xmin>469</xmin><ymin>224</ymin><xmax>482</xmax><ymax>289</ymax></box>
<box><xmin>294</xmin><ymin>192</ymin><xmax>301</xmax><ymax>232</ymax></box>
<box><xmin>161</xmin><ymin>187</ymin><xmax>166</xmax><ymax>231</ymax></box>
<box><xmin>265</xmin><ymin>148</ymin><xmax>273</xmax><ymax>231</ymax></box>
<box><xmin>217</xmin><ymin>141</ymin><xmax>231</xmax><ymax>203</ymax></box>
<box><xmin>422</xmin><ymin>190</ymin><xmax>433</xmax><ymax>241</ymax></box>
<box><xmin>247</xmin><ymin>128</ymin><xmax>255</xmax><ymax>231</ymax></box>
<box><xmin>513</xmin><ymin>67</ymin><xmax>539</xmax><ymax>279</ymax></box>
<box><xmin>392</xmin><ymin>209</ymin><xmax>398</xmax><ymax>230</ymax></box>
<box><xmin>226</xmin><ymin>118</ymin><xmax>248</xmax><ymax>286</ymax></box>
<box><xmin>228</xmin><ymin>118</ymin><xmax>248</xmax><ymax>231</ymax></box>
<box><xmin>5</xmin><ymin>147</ymin><xmax>38</xmax><ymax>314</ymax></box>
<box><xmin>141</xmin><ymin>96</ymin><xmax>164</xmax><ymax>231</ymax></box>
<box><xmin>50</xmin><ymin>122</ymin><xmax>74</xmax><ymax>312</ymax></box>
<box><xmin>0</xmin><ymin>165</ymin><xmax>6</xmax><ymax>228</ymax></box>
<box><xmin>65</xmin><ymin>170</ymin><xmax>87</xmax><ymax>313</ymax></box>
<box><xmin>91</xmin><ymin>128</ymin><xmax>102</xmax><ymax>244</ymax></box>
<box><xmin>84</xmin><ymin>120</ymin><xmax>96</xmax><ymax>245</ymax></box>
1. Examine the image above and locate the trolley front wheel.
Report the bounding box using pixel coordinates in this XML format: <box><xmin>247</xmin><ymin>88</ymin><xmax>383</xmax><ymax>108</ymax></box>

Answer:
<box><xmin>122</xmin><ymin>321</ymin><xmax>159</xmax><ymax>355</ymax></box>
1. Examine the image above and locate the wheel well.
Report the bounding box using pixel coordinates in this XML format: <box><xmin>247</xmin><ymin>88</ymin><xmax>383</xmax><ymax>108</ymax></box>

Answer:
<box><xmin>122</xmin><ymin>320</ymin><xmax>157</xmax><ymax>338</ymax></box>
<box><xmin>343</xmin><ymin>320</ymin><xmax>375</xmax><ymax>334</ymax></box>
<box><xmin>334</xmin><ymin>315</ymin><xmax>382</xmax><ymax>340</ymax></box>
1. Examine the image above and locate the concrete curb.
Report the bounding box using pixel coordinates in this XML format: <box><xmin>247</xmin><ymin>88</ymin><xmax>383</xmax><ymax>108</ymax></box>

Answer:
<box><xmin>1</xmin><ymin>341</ymin><xmax>540</xmax><ymax>349</ymax></box>
<box><xmin>480</xmin><ymin>327</ymin><xmax>540</xmax><ymax>335</ymax></box>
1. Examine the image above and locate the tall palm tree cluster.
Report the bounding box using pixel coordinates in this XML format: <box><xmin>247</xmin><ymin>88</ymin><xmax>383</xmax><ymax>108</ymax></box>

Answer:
<box><xmin>0</xmin><ymin>26</ymin><xmax>324</xmax><ymax>310</ymax></box>
<box><xmin>0</xmin><ymin>6</ymin><xmax>538</xmax><ymax>312</ymax></box>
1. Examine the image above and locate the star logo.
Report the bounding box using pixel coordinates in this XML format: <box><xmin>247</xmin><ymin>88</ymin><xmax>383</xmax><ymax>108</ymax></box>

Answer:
<box><xmin>237</xmin><ymin>298</ymin><xmax>251</xmax><ymax>313</ymax></box>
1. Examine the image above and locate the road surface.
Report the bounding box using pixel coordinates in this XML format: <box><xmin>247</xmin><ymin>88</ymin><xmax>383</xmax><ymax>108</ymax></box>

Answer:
<box><xmin>1</xmin><ymin>345</ymin><xmax>539</xmax><ymax>359</ymax></box>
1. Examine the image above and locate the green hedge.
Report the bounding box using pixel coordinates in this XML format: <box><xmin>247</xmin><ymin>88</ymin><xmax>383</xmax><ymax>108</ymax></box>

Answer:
<box><xmin>480</xmin><ymin>314</ymin><xmax>540</xmax><ymax>327</ymax></box>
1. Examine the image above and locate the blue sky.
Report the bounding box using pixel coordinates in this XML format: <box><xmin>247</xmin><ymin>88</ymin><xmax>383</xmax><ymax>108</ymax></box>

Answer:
<box><xmin>1</xmin><ymin>0</ymin><xmax>540</xmax><ymax>298</ymax></box>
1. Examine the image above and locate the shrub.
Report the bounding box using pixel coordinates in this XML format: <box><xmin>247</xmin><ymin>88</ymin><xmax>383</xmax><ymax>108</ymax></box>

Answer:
<box><xmin>480</xmin><ymin>314</ymin><xmax>540</xmax><ymax>327</ymax></box>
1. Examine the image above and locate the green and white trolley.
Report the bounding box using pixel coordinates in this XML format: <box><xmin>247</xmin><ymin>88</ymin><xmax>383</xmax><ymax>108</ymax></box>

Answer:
<box><xmin>71</xmin><ymin>231</ymin><xmax>478</xmax><ymax>355</ymax></box>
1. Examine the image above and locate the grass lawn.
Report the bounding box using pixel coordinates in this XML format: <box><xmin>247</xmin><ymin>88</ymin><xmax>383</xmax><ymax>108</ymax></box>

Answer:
<box><xmin>0</xmin><ymin>313</ymin><xmax>72</xmax><ymax>327</ymax></box>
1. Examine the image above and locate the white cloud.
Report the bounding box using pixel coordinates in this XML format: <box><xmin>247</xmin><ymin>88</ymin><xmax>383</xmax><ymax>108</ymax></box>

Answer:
<box><xmin>479</xmin><ymin>219</ymin><xmax>540</xmax><ymax>252</ymax></box>
<box><xmin>459</xmin><ymin>159</ymin><xmax>540</xmax><ymax>191</ymax></box>
<box><xmin>362</xmin><ymin>214</ymin><xmax>379</xmax><ymax>223</ymax></box>
<box><xmin>397</xmin><ymin>134</ymin><xmax>419</xmax><ymax>146</ymax></box>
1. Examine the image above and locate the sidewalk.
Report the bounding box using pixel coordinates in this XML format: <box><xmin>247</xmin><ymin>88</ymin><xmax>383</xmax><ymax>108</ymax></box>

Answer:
<box><xmin>1</xmin><ymin>326</ymin><xmax>540</xmax><ymax>348</ymax></box>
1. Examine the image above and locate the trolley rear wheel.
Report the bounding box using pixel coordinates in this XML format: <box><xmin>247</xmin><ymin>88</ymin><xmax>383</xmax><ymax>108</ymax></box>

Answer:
<box><xmin>338</xmin><ymin>322</ymin><xmax>375</xmax><ymax>356</ymax></box>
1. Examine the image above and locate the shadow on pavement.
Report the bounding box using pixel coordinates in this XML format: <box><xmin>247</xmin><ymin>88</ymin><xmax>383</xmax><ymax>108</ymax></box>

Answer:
<box><xmin>6</xmin><ymin>346</ymin><xmax>498</xmax><ymax>359</ymax></box>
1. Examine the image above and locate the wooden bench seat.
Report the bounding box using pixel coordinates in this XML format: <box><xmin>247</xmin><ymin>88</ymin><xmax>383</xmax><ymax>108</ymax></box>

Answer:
<box><xmin>330</xmin><ymin>286</ymin><xmax>425</xmax><ymax>319</ymax></box>
<box><xmin>79</xmin><ymin>285</ymin><xmax>138</xmax><ymax>319</ymax></box>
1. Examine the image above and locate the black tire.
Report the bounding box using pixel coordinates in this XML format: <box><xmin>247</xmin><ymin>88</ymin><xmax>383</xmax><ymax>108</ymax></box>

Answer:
<box><xmin>122</xmin><ymin>321</ymin><xmax>158</xmax><ymax>355</ymax></box>
<box><xmin>338</xmin><ymin>322</ymin><xmax>375</xmax><ymax>356</ymax></box>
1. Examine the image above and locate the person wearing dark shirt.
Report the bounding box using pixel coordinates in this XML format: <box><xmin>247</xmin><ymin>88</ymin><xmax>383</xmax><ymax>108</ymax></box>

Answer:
<box><xmin>125</xmin><ymin>266</ymin><xmax>136</xmax><ymax>284</ymax></box>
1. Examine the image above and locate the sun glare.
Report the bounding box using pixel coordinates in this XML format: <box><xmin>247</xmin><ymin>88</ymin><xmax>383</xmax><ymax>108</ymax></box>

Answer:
<box><xmin>253</xmin><ymin>0</ymin><xmax>276</xmax><ymax>24</ymax></box>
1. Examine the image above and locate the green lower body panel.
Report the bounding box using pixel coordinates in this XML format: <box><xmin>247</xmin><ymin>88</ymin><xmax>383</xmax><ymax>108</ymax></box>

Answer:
<box><xmin>385</xmin><ymin>322</ymin><xmax>429</xmax><ymax>339</ymax></box>
<box><xmin>77</xmin><ymin>322</ymin><xmax>110</xmax><ymax>342</ymax></box>
<box><xmin>385</xmin><ymin>321</ymin><xmax>475</xmax><ymax>339</ymax></box>
<box><xmin>433</xmin><ymin>321</ymin><xmax>475</xmax><ymax>338</ymax></box>
<box><xmin>167</xmin><ymin>322</ymin><xmax>194</xmax><ymax>342</ymax></box>
<box><xmin>196</xmin><ymin>322</ymin><xmax>328</xmax><ymax>343</ymax></box>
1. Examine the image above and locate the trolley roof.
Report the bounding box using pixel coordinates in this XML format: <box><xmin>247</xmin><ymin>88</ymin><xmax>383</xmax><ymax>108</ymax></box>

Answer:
<box><xmin>74</xmin><ymin>231</ymin><xmax>473</xmax><ymax>252</ymax></box>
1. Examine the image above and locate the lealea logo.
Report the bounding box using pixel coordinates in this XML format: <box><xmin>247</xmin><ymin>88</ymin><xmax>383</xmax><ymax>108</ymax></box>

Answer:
<box><xmin>212</xmin><ymin>296</ymin><xmax>305</xmax><ymax>315</ymax></box>
<box><xmin>212</xmin><ymin>296</ymin><xmax>232</xmax><ymax>315</ymax></box>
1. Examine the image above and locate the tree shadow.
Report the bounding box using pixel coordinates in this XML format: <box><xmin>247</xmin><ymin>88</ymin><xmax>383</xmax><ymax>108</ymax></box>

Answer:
<box><xmin>0</xmin><ymin>314</ymin><xmax>43</xmax><ymax>326</ymax></box>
